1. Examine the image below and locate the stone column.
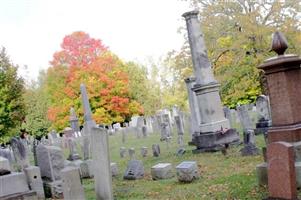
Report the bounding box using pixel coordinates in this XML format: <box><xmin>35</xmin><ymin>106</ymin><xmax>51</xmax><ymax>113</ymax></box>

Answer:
<box><xmin>258</xmin><ymin>31</ymin><xmax>301</xmax><ymax>143</ymax></box>
<box><xmin>182</xmin><ymin>11</ymin><xmax>230</xmax><ymax>133</ymax></box>
<box><xmin>184</xmin><ymin>77</ymin><xmax>201</xmax><ymax>136</ymax></box>
<box><xmin>91</xmin><ymin>127</ymin><xmax>113</xmax><ymax>200</ymax></box>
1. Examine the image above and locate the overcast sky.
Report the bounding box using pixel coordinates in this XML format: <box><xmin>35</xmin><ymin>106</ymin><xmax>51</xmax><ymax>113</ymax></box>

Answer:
<box><xmin>0</xmin><ymin>0</ymin><xmax>192</xmax><ymax>80</ymax></box>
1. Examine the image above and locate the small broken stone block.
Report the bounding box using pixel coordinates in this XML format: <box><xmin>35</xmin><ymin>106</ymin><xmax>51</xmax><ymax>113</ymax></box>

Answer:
<box><xmin>111</xmin><ymin>162</ymin><xmax>118</xmax><ymax>177</ymax></box>
<box><xmin>151</xmin><ymin>163</ymin><xmax>173</xmax><ymax>180</ymax></box>
<box><xmin>0</xmin><ymin>156</ymin><xmax>11</xmax><ymax>172</ymax></box>
<box><xmin>256</xmin><ymin>162</ymin><xmax>267</xmax><ymax>186</ymax></box>
<box><xmin>176</xmin><ymin>161</ymin><xmax>199</xmax><ymax>183</ymax></box>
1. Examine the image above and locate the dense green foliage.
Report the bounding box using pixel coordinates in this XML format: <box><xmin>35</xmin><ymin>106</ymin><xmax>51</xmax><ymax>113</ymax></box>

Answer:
<box><xmin>165</xmin><ymin>0</ymin><xmax>301</xmax><ymax>108</ymax></box>
<box><xmin>0</xmin><ymin>48</ymin><xmax>25</xmax><ymax>143</ymax></box>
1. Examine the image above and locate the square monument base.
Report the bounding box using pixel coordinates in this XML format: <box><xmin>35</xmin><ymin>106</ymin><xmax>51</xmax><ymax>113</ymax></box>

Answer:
<box><xmin>192</xmin><ymin>128</ymin><xmax>240</xmax><ymax>153</ymax></box>
<box><xmin>268</xmin><ymin>124</ymin><xmax>301</xmax><ymax>143</ymax></box>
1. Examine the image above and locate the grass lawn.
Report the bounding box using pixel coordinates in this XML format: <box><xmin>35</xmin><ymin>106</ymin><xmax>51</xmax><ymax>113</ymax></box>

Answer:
<box><xmin>82</xmin><ymin>128</ymin><xmax>269</xmax><ymax>200</ymax></box>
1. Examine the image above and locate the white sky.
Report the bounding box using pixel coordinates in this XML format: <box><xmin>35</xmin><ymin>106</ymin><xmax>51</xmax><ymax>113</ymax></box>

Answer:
<box><xmin>0</xmin><ymin>0</ymin><xmax>192</xmax><ymax>80</ymax></box>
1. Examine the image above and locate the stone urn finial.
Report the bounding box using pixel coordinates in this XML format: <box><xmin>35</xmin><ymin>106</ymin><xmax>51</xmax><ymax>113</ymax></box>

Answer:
<box><xmin>271</xmin><ymin>31</ymin><xmax>288</xmax><ymax>56</ymax></box>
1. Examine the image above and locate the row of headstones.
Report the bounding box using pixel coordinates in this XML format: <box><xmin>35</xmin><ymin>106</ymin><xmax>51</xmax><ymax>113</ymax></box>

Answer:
<box><xmin>120</xmin><ymin>144</ymin><xmax>161</xmax><ymax>158</ymax></box>
<box><xmin>121</xmin><ymin>160</ymin><xmax>200</xmax><ymax>183</ymax></box>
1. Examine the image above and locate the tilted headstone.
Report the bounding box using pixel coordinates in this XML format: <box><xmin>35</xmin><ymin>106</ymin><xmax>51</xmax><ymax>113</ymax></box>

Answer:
<box><xmin>140</xmin><ymin>147</ymin><xmax>148</xmax><ymax>157</ymax></box>
<box><xmin>120</xmin><ymin>147</ymin><xmax>127</xmax><ymax>158</ymax></box>
<box><xmin>176</xmin><ymin>161</ymin><xmax>199</xmax><ymax>183</ymax></box>
<box><xmin>61</xmin><ymin>166</ymin><xmax>85</xmax><ymax>200</ymax></box>
<box><xmin>24</xmin><ymin>166</ymin><xmax>45</xmax><ymax>200</ymax></box>
<box><xmin>267</xmin><ymin>142</ymin><xmax>297</xmax><ymax>199</ymax></box>
<box><xmin>151</xmin><ymin>163</ymin><xmax>173</xmax><ymax>180</ymax></box>
<box><xmin>123</xmin><ymin>160</ymin><xmax>144</xmax><ymax>180</ymax></box>
<box><xmin>11</xmin><ymin>137</ymin><xmax>29</xmax><ymax>170</ymax></box>
<box><xmin>36</xmin><ymin>144</ymin><xmax>65</xmax><ymax>181</ymax></box>
<box><xmin>152</xmin><ymin>144</ymin><xmax>160</xmax><ymax>157</ymax></box>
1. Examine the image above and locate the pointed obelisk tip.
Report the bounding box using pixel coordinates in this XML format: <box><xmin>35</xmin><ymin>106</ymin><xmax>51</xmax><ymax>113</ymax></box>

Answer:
<box><xmin>271</xmin><ymin>31</ymin><xmax>288</xmax><ymax>56</ymax></box>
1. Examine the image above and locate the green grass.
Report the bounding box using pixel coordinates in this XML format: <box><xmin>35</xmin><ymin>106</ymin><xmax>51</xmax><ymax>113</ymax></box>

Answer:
<box><xmin>82</xmin><ymin>128</ymin><xmax>269</xmax><ymax>200</ymax></box>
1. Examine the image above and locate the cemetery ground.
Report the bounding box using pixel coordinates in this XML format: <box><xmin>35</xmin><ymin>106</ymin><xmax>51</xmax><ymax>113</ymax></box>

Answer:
<box><xmin>79</xmin><ymin>130</ymin><xmax>268</xmax><ymax>200</ymax></box>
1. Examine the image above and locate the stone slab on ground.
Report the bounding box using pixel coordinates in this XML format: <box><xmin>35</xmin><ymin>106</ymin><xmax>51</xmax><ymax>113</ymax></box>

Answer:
<box><xmin>151</xmin><ymin>163</ymin><xmax>173</xmax><ymax>180</ymax></box>
<box><xmin>176</xmin><ymin>161</ymin><xmax>199</xmax><ymax>183</ymax></box>
<box><xmin>0</xmin><ymin>172</ymin><xmax>30</xmax><ymax>198</ymax></box>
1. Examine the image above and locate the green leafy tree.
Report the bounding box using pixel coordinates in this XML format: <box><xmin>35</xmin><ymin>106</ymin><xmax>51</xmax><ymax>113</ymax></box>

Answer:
<box><xmin>166</xmin><ymin>0</ymin><xmax>301</xmax><ymax>107</ymax></box>
<box><xmin>0</xmin><ymin>48</ymin><xmax>25</xmax><ymax>143</ymax></box>
<box><xmin>22</xmin><ymin>70</ymin><xmax>51</xmax><ymax>137</ymax></box>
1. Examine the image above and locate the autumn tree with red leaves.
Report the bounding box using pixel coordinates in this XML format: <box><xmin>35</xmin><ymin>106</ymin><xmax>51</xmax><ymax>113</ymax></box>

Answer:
<box><xmin>46</xmin><ymin>31</ymin><xmax>143</xmax><ymax>130</ymax></box>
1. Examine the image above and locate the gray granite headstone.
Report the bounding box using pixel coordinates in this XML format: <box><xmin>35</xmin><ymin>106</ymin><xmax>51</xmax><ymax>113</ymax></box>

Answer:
<box><xmin>123</xmin><ymin>160</ymin><xmax>144</xmax><ymax>180</ymax></box>
<box><xmin>151</xmin><ymin>163</ymin><xmax>173</xmax><ymax>180</ymax></box>
<box><xmin>128</xmin><ymin>148</ymin><xmax>135</xmax><ymax>159</ymax></box>
<box><xmin>140</xmin><ymin>147</ymin><xmax>148</xmax><ymax>157</ymax></box>
<box><xmin>61</xmin><ymin>166</ymin><xmax>85</xmax><ymax>200</ymax></box>
<box><xmin>24</xmin><ymin>166</ymin><xmax>45</xmax><ymax>199</ymax></box>
<box><xmin>120</xmin><ymin>147</ymin><xmax>127</xmax><ymax>158</ymax></box>
<box><xmin>176</xmin><ymin>161</ymin><xmax>199</xmax><ymax>182</ymax></box>
<box><xmin>36</xmin><ymin>144</ymin><xmax>65</xmax><ymax>181</ymax></box>
<box><xmin>152</xmin><ymin>144</ymin><xmax>160</xmax><ymax>157</ymax></box>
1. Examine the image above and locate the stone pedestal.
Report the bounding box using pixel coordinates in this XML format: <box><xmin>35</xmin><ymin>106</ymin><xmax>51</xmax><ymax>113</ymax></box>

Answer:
<box><xmin>182</xmin><ymin>10</ymin><xmax>239</xmax><ymax>152</ymax></box>
<box><xmin>258</xmin><ymin>46</ymin><xmax>301</xmax><ymax>143</ymax></box>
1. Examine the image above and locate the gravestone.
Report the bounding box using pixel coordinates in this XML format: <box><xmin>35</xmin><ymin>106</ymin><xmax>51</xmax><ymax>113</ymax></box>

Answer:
<box><xmin>174</xmin><ymin>116</ymin><xmax>184</xmax><ymax>135</ymax></box>
<box><xmin>151</xmin><ymin>163</ymin><xmax>173</xmax><ymax>180</ymax></box>
<box><xmin>24</xmin><ymin>166</ymin><xmax>45</xmax><ymax>200</ymax></box>
<box><xmin>91</xmin><ymin>127</ymin><xmax>113</xmax><ymax>200</ymax></box>
<box><xmin>237</xmin><ymin>104</ymin><xmax>254</xmax><ymax>131</ymax></box>
<box><xmin>240</xmin><ymin>130</ymin><xmax>259</xmax><ymax>156</ymax></box>
<box><xmin>223</xmin><ymin>106</ymin><xmax>234</xmax><ymax>128</ymax></box>
<box><xmin>267</xmin><ymin>142</ymin><xmax>297</xmax><ymax>199</ymax></box>
<box><xmin>255</xmin><ymin>95</ymin><xmax>271</xmax><ymax>135</ymax></box>
<box><xmin>11</xmin><ymin>137</ymin><xmax>29</xmax><ymax>170</ymax></box>
<box><xmin>140</xmin><ymin>147</ymin><xmax>148</xmax><ymax>157</ymax></box>
<box><xmin>61</xmin><ymin>166</ymin><xmax>85</xmax><ymax>200</ymax></box>
<box><xmin>176</xmin><ymin>161</ymin><xmax>199</xmax><ymax>183</ymax></box>
<box><xmin>110</xmin><ymin>162</ymin><xmax>118</xmax><ymax>177</ymax></box>
<box><xmin>69</xmin><ymin>107</ymin><xmax>80</xmax><ymax>134</ymax></box>
<box><xmin>36</xmin><ymin>144</ymin><xmax>65</xmax><ymax>181</ymax></box>
<box><xmin>142</xmin><ymin>125</ymin><xmax>148</xmax><ymax>138</ymax></box>
<box><xmin>256</xmin><ymin>162</ymin><xmax>268</xmax><ymax>186</ymax></box>
<box><xmin>123</xmin><ymin>160</ymin><xmax>144</xmax><ymax>180</ymax></box>
<box><xmin>128</xmin><ymin>148</ymin><xmax>135</xmax><ymax>159</ymax></box>
<box><xmin>120</xmin><ymin>147</ymin><xmax>127</xmax><ymax>158</ymax></box>
<box><xmin>67</xmin><ymin>138</ymin><xmax>81</xmax><ymax>161</ymax></box>
<box><xmin>152</xmin><ymin>144</ymin><xmax>160</xmax><ymax>157</ymax></box>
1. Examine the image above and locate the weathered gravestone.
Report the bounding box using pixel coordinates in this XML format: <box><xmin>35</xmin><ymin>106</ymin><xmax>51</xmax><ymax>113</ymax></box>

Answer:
<box><xmin>120</xmin><ymin>147</ymin><xmax>127</xmax><ymax>158</ymax></box>
<box><xmin>267</xmin><ymin>142</ymin><xmax>297</xmax><ymax>200</ymax></box>
<box><xmin>128</xmin><ymin>148</ymin><xmax>135</xmax><ymax>159</ymax></box>
<box><xmin>140</xmin><ymin>147</ymin><xmax>148</xmax><ymax>157</ymax></box>
<box><xmin>24</xmin><ymin>166</ymin><xmax>45</xmax><ymax>200</ymax></box>
<box><xmin>110</xmin><ymin>162</ymin><xmax>118</xmax><ymax>177</ymax></box>
<box><xmin>61</xmin><ymin>166</ymin><xmax>86</xmax><ymax>200</ymax></box>
<box><xmin>67</xmin><ymin>138</ymin><xmax>81</xmax><ymax>161</ymax></box>
<box><xmin>36</xmin><ymin>144</ymin><xmax>64</xmax><ymax>198</ymax></box>
<box><xmin>0</xmin><ymin>156</ymin><xmax>11</xmax><ymax>172</ymax></box>
<box><xmin>124</xmin><ymin>160</ymin><xmax>144</xmax><ymax>180</ymax></box>
<box><xmin>151</xmin><ymin>163</ymin><xmax>173</xmax><ymax>180</ymax></box>
<box><xmin>11</xmin><ymin>137</ymin><xmax>30</xmax><ymax>170</ymax></box>
<box><xmin>152</xmin><ymin>144</ymin><xmax>160</xmax><ymax>157</ymax></box>
<box><xmin>91</xmin><ymin>126</ymin><xmax>113</xmax><ymax>200</ymax></box>
<box><xmin>176</xmin><ymin>161</ymin><xmax>199</xmax><ymax>183</ymax></box>
<box><xmin>240</xmin><ymin>130</ymin><xmax>259</xmax><ymax>156</ymax></box>
<box><xmin>255</xmin><ymin>95</ymin><xmax>272</xmax><ymax>136</ymax></box>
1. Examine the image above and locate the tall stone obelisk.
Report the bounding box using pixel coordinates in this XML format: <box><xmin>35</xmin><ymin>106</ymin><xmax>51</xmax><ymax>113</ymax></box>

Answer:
<box><xmin>80</xmin><ymin>83</ymin><xmax>96</xmax><ymax>130</ymax></box>
<box><xmin>182</xmin><ymin>10</ymin><xmax>239</xmax><ymax>152</ymax></box>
